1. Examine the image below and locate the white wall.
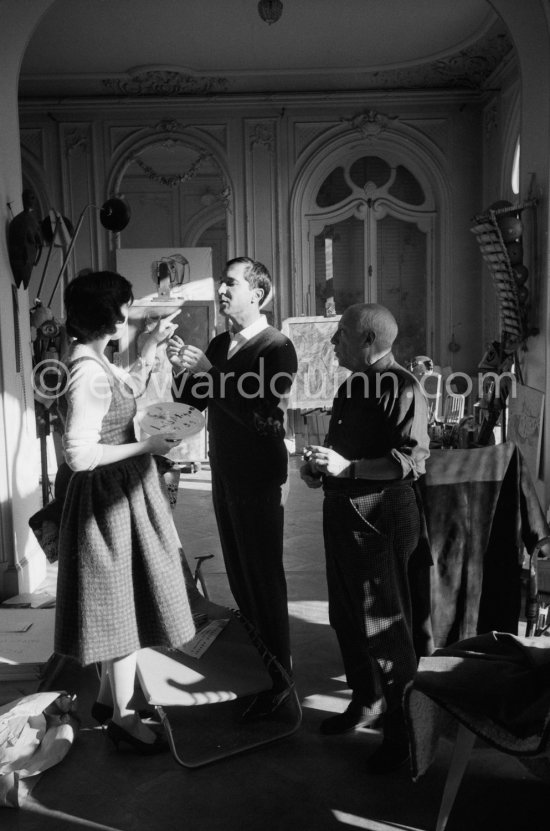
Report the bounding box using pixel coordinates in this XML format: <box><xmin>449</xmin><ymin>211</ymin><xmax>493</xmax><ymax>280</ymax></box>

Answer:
<box><xmin>0</xmin><ymin>0</ymin><xmax>57</xmax><ymax>597</ymax></box>
<box><xmin>489</xmin><ymin>0</ymin><xmax>550</xmax><ymax>506</ymax></box>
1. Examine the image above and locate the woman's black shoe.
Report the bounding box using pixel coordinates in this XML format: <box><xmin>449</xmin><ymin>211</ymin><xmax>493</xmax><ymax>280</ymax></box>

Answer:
<box><xmin>91</xmin><ymin>701</ymin><xmax>157</xmax><ymax>725</ymax></box>
<box><xmin>106</xmin><ymin>721</ymin><xmax>168</xmax><ymax>755</ymax></box>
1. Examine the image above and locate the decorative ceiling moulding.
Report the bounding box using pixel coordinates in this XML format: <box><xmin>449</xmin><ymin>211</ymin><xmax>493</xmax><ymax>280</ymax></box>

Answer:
<box><xmin>348</xmin><ymin>27</ymin><xmax>514</xmax><ymax>93</ymax></box>
<box><xmin>19</xmin><ymin>18</ymin><xmax>512</xmax><ymax>101</ymax></box>
<box><xmin>341</xmin><ymin>109</ymin><xmax>399</xmax><ymax>142</ymax></box>
<box><xmin>102</xmin><ymin>67</ymin><xmax>228</xmax><ymax>97</ymax></box>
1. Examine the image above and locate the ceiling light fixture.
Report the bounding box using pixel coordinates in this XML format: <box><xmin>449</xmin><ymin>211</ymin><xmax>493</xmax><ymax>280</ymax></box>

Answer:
<box><xmin>258</xmin><ymin>0</ymin><xmax>283</xmax><ymax>25</ymax></box>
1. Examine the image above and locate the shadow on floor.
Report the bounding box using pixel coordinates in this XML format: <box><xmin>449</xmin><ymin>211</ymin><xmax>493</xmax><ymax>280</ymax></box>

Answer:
<box><xmin>2</xmin><ymin>460</ymin><xmax>548</xmax><ymax>830</ymax></box>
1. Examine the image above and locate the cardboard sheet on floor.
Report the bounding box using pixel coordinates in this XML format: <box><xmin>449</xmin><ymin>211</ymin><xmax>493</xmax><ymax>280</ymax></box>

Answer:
<box><xmin>0</xmin><ymin>608</ymin><xmax>55</xmax><ymax>681</ymax></box>
<box><xmin>136</xmin><ymin>611</ymin><xmax>301</xmax><ymax>767</ymax></box>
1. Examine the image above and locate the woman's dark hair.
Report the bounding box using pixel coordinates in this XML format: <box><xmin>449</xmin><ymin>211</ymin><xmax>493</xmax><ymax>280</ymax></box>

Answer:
<box><xmin>64</xmin><ymin>270</ymin><xmax>133</xmax><ymax>342</ymax></box>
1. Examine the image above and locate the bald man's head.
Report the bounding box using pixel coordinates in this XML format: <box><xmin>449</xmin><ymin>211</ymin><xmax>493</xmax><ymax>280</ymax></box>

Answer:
<box><xmin>332</xmin><ymin>303</ymin><xmax>398</xmax><ymax>371</ymax></box>
<box><xmin>345</xmin><ymin>303</ymin><xmax>398</xmax><ymax>350</ymax></box>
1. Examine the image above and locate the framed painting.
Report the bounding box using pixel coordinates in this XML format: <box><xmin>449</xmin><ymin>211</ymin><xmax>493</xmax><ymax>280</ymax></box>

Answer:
<box><xmin>281</xmin><ymin>316</ymin><xmax>349</xmax><ymax>410</ymax></box>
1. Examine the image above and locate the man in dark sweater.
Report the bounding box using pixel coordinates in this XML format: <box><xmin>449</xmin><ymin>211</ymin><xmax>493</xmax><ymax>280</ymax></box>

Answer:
<box><xmin>167</xmin><ymin>257</ymin><xmax>298</xmax><ymax>718</ymax></box>
<box><xmin>300</xmin><ymin>303</ymin><xmax>430</xmax><ymax>773</ymax></box>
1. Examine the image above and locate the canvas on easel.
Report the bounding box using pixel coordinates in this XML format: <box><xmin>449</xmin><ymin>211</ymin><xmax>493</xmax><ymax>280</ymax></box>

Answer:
<box><xmin>115</xmin><ymin>247</ymin><xmax>215</xmax><ymax>302</ymax></box>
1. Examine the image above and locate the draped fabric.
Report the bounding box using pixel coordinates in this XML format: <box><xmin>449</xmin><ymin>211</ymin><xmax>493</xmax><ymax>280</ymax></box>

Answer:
<box><xmin>418</xmin><ymin>442</ymin><xmax>548</xmax><ymax>648</ymax></box>
<box><xmin>405</xmin><ymin>631</ymin><xmax>550</xmax><ymax>780</ymax></box>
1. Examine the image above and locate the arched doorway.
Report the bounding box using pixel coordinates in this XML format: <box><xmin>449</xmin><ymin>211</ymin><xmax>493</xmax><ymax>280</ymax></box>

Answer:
<box><xmin>112</xmin><ymin>138</ymin><xmax>231</xmax><ymax>286</ymax></box>
<box><xmin>294</xmin><ymin>138</ymin><xmax>441</xmax><ymax>366</ymax></box>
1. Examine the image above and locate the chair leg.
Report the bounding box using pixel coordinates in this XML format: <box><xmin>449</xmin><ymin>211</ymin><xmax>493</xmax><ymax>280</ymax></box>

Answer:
<box><xmin>435</xmin><ymin>723</ymin><xmax>476</xmax><ymax>831</ymax></box>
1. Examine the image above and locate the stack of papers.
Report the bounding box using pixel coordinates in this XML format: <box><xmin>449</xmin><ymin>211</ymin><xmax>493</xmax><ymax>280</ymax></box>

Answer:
<box><xmin>0</xmin><ymin>609</ymin><xmax>56</xmax><ymax>682</ymax></box>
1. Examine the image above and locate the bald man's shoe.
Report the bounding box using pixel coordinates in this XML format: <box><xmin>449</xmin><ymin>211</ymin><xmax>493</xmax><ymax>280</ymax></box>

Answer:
<box><xmin>239</xmin><ymin>686</ymin><xmax>293</xmax><ymax>721</ymax></box>
<box><xmin>320</xmin><ymin>701</ymin><xmax>382</xmax><ymax>735</ymax></box>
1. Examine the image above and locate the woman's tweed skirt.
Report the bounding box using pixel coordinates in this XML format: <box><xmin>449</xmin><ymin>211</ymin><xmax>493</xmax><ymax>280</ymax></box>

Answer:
<box><xmin>55</xmin><ymin>453</ymin><xmax>195</xmax><ymax>665</ymax></box>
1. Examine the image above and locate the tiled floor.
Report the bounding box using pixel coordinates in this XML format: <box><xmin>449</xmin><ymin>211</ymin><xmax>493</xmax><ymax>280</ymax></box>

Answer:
<box><xmin>2</xmin><ymin>458</ymin><xmax>549</xmax><ymax>830</ymax></box>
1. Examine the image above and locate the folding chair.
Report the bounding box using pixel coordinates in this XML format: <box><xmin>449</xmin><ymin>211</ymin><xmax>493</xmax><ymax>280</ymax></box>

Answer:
<box><xmin>440</xmin><ymin>393</ymin><xmax>466</xmax><ymax>426</ymax></box>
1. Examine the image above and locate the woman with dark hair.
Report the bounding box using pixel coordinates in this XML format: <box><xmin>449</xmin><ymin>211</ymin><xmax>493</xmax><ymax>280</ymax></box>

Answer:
<box><xmin>56</xmin><ymin>270</ymin><xmax>195</xmax><ymax>754</ymax></box>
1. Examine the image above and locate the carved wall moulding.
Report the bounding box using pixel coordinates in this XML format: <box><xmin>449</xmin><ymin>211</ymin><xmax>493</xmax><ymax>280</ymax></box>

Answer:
<box><xmin>65</xmin><ymin>129</ymin><xmax>89</xmax><ymax>156</ymax></box>
<box><xmin>20</xmin><ymin>129</ymin><xmax>45</xmax><ymax>164</ymax></box>
<box><xmin>153</xmin><ymin>119</ymin><xmax>187</xmax><ymax>133</ymax></box>
<box><xmin>130</xmin><ymin>148</ymin><xmax>213</xmax><ymax>188</ymax></box>
<box><xmin>485</xmin><ymin>106</ymin><xmax>498</xmax><ymax>137</ymax></box>
<box><xmin>102</xmin><ymin>69</ymin><xmax>228</xmax><ymax>97</ymax></box>
<box><xmin>341</xmin><ymin>109</ymin><xmax>399</xmax><ymax>141</ymax></box>
<box><xmin>249</xmin><ymin>122</ymin><xmax>275</xmax><ymax>152</ymax></box>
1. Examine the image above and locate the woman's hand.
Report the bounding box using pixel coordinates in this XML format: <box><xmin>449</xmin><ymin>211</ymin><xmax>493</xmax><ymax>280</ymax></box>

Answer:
<box><xmin>144</xmin><ymin>433</ymin><xmax>182</xmax><ymax>456</ymax></box>
<box><xmin>148</xmin><ymin>310</ymin><xmax>181</xmax><ymax>346</ymax></box>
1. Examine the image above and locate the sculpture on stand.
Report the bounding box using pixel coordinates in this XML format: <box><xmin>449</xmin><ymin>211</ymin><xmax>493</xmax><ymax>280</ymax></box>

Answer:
<box><xmin>470</xmin><ymin>198</ymin><xmax>538</xmax><ymax>446</ymax></box>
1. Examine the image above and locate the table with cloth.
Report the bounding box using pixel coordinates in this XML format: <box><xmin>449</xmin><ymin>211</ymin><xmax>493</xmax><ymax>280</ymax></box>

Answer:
<box><xmin>414</xmin><ymin>441</ymin><xmax>549</xmax><ymax>651</ymax></box>
<box><xmin>404</xmin><ymin>442</ymin><xmax>550</xmax><ymax>829</ymax></box>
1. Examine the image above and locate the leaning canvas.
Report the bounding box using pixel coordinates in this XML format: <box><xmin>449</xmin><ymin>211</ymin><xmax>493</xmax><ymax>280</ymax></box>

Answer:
<box><xmin>507</xmin><ymin>383</ymin><xmax>545</xmax><ymax>480</ymax></box>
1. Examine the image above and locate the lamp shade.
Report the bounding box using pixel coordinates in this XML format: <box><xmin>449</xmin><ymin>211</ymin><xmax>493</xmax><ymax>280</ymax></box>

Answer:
<box><xmin>99</xmin><ymin>197</ymin><xmax>131</xmax><ymax>231</ymax></box>
<box><xmin>258</xmin><ymin>0</ymin><xmax>283</xmax><ymax>25</ymax></box>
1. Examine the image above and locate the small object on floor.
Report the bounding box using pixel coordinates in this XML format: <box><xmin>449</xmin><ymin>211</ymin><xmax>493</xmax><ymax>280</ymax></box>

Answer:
<box><xmin>91</xmin><ymin>701</ymin><xmax>158</xmax><ymax>725</ymax></box>
<box><xmin>365</xmin><ymin>740</ymin><xmax>410</xmax><ymax>775</ymax></box>
<box><xmin>180</xmin><ymin>462</ymin><xmax>201</xmax><ymax>474</ymax></box>
<box><xmin>320</xmin><ymin>700</ymin><xmax>382</xmax><ymax>735</ymax></box>
<box><xmin>105</xmin><ymin>720</ymin><xmax>168</xmax><ymax>755</ymax></box>
<box><xmin>239</xmin><ymin>686</ymin><xmax>293</xmax><ymax>722</ymax></box>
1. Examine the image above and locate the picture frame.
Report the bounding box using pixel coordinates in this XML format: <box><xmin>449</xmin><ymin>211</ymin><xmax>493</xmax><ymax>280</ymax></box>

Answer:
<box><xmin>281</xmin><ymin>316</ymin><xmax>349</xmax><ymax>410</ymax></box>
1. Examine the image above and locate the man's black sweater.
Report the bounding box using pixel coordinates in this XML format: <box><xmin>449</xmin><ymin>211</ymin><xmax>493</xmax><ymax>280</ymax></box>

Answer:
<box><xmin>176</xmin><ymin>327</ymin><xmax>298</xmax><ymax>486</ymax></box>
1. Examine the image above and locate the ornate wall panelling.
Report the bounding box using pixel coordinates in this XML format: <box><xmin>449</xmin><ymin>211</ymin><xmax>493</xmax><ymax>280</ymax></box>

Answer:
<box><xmin>106</xmin><ymin>121</ymin><xmax>234</xmax><ymax>264</ymax></box>
<box><xmin>404</xmin><ymin>119</ymin><xmax>449</xmax><ymax>155</ymax></box>
<box><xmin>293</xmin><ymin>122</ymin><xmax>340</xmax><ymax>164</ymax></box>
<box><xmin>19</xmin><ymin>128</ymin><xmax>51</xmax><ymax>225</ymax></box>
<box><xmin>59</xmin><ymin>122</ymin><xmax>98</xmax><ymax>296</ymax></box>
<box><xmin>19</xmin><ymin>128</ymin><xmax>45</xmax><ymax>173</ymax></box>
<box><xmin>244</xmin><ymin>119</ymin><xmax>280</xmax><ymax>319</ymax></box>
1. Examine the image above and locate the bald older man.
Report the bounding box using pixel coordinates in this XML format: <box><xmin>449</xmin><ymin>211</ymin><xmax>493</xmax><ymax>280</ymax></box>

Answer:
<box><xmin>301</xmin><ymin>303</ymin><xmax>430</xmax><ymax>774</ymax></box>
